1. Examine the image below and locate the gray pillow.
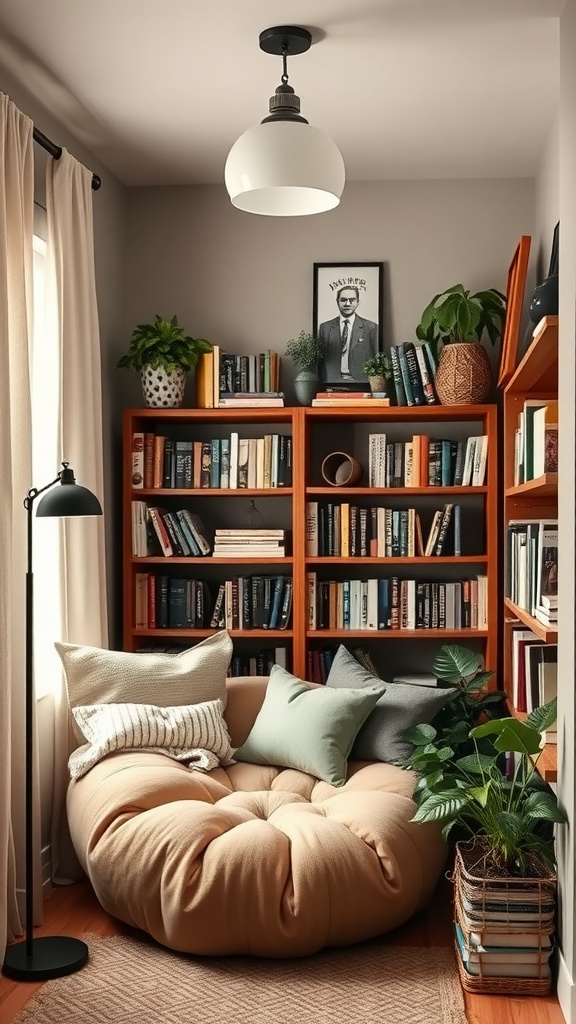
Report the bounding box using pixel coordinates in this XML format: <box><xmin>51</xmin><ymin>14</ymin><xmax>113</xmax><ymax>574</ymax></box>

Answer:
<box><xmin>326</xmin><ymin>646</ymin><xmax>456</xmax><ymax>764</ymax></box>
<box><xmin>234</xmin><ymin>664</ymin><xmax>385</xmax><ymax>786</ymax></box>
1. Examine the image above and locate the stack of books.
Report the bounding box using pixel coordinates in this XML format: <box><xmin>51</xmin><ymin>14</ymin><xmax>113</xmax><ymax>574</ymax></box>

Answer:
<box><xmin>212</xmin><ymin>528</ymin><xmax>286</xmax><ymax>558</ymax></box>
<box><xmin>131</xmin><ymin>501</ymin><xmax>212</xmax><ymax>557</ymax></box>
<box><xmin>312</xmin><ymin>389</ymin><xmax>390</xmax><ymax>407</ymax></box>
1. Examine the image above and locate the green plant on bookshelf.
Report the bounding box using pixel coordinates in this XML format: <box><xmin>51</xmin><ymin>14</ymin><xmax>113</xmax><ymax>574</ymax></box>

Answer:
<box><xmin>416</xmin><ymin>284</ymin><xmax>506</xmax><ymax>405</ymax></box>
<box><xmin>362</xmin><ymin>351</ymin><xmax>392</xmax><ymax>394</ymax></box>
<box><xmin>416</xmin><ymin>285</ymin><xmax>506</xmax><ymax>351</ymax></box>
<box><xmin>285</xmin><ymin>331</ymin><xmax>325</xmax><ymax>406</ymax></box>
<box><xmin>118</xmin><ymin>314</ymin><xmax>212</xmax><ymax>408</ymax></box>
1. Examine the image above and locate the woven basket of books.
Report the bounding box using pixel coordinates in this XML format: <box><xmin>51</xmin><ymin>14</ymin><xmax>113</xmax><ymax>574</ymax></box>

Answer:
<box><xmin>453</xmin><ymin>841</ymin><xmax>556</xmax><ymax>995</ymax></box>
<box><xmin>435</xmin><ymin>342</ymin><xmax>492</xmax><ymax>405</ymax></box>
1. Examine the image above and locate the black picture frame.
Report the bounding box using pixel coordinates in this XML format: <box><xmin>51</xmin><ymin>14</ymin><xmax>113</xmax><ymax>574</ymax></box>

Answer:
<box><xmin>313</xmin><ymin>262</ymin><xmax>384</xmax><ymax>386</ymax></box>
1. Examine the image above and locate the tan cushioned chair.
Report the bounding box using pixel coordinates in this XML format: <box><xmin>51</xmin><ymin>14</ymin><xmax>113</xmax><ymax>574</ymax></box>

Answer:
<box><xmin>67</xmin><ymin>676</ymin><xmax>446</xmax><ymax>957</ymax></box>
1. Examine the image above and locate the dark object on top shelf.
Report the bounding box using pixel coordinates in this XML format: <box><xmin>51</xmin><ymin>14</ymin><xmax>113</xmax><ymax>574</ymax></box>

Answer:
<box><xmin>529</xmin><ymin>222</ymin><xmax>559</xmax><ymax>324</ymax></box>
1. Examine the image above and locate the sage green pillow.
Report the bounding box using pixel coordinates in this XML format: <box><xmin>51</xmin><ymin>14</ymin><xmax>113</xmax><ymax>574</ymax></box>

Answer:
<box><xmin>234</xmin><ymin>664</ymin><xmax>385</xmax><ymax>787</ymax></box>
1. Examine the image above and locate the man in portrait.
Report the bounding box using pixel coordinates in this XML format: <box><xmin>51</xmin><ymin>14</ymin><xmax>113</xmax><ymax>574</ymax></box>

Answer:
<box><xmin>317</xmin><ymin>285</ymin><xmax>379</xmax><ymax>384</ymax></box>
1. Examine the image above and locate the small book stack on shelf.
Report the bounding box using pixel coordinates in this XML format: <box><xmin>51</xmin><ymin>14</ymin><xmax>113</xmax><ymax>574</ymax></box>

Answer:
<box><xmin>312</xmin><ymin>389</ymin><xmax>390</xmax><ymax>408</ymax></box>
<box><xmin>388</xmin><ymin>341</ymin><xmax>438</xmax><ymax>406</ymax></box>
<box><xmin>212</xmin><ymin>528</ymin><xmax>286</xmax><ymax>558</ymax></box>
<box><xmin>196</xmin><ymin>345</ymin><xmax>283</xmax><ymax>407</ymax></box>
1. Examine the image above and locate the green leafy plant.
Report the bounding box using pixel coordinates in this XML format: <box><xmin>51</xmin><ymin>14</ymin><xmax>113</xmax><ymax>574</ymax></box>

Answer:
<box><xmin>285</xmin><ymin>331</ymin><xmax>325</xmax><ymax>372</ymax></box>
<box><xmin>117</xmin><ymin>315</ymin><xmax>212</xmax><ymax>373</ymax></box>
<box><xmin>420</xmin><ymin>644</ymin><xmax>506</xmax><ymax>759</ymax></box>
<box><xmin>416</xmin><ymin>284</ymin><xmax>506</xmax><ymax>350</ymax></box>
<box><xmin>405</xmin><ymin>697</ymin><xmax>565</xmax><ymax>873</ymax></box>
<box><xmin>362</xmin><ymin>351</ymin><xmax>392</xmax><ymax>380</ymax></box>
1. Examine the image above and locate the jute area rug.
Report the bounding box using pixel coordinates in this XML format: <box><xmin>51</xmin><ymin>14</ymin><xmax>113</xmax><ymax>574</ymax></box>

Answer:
<box><xmin>14</xmin><ymin>932</ymin><xmax>468</xmax><ymax>1024</ymax></box>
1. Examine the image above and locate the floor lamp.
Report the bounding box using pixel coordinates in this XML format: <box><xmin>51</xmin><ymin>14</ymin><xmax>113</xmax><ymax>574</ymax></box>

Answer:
<box><xmin>2</xmin><ymin>462</ymin><xmax>102</xmax><ymax>982</ymax></box>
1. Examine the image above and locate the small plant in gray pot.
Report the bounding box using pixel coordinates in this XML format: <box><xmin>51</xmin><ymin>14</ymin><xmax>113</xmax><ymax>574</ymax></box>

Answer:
<box><xmin>117</xmin><ymin>314</ymin><xmax>212</xmax><ymax>408</ymax></box>
<box><xmin>362</xmin><ymin>351</ymin><xmax>392</xmax><ymax>395</ymax></box>
<box><xmin>285</xmin><ymin>331</ymin><xmax>325</xmax><ymax>406</ymax></box>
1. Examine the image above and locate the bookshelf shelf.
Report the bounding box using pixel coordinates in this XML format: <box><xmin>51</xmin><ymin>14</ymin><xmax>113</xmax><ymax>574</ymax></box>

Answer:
<box><xmin>124</xmin><ymin>404</ymin><xmax>497</xmax><ymax>682</ymax></box>
<box><xmin>502</xmin><ymin>315</ymin><xmax>558</xmax><ymax>781</ymax></box>
<box><xmin>504</xmin><ymin>473</ymin><xmax>558</xmax><ymax>498</ymax></box>
<box><xmin>504</xmin><ymin>598</ymin><xmax>557</xmax><ymax>643</ymax></box>
<box><xmin>307</xmin><ymin>629</ymin><xmax>489</xmax><ymax>640</ymax></box>
<box><xmin>306</xmin><ymin>555</ymin><xmax>489</xmax><ymax>565</ymax></box>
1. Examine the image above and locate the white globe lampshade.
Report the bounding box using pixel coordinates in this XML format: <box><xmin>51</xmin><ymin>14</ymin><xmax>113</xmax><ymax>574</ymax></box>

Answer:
<box><xmin>225</xmin><ymin>120</ymin><xmax>345</xmax><ymax>216</ymax></box>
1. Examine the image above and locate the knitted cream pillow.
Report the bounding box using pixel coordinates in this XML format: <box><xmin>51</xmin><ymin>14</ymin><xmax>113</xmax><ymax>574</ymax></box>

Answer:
<box><xmin>69</xmin><ymin>698</ymin><xmax>234</xmax><ymax>779</ymax></box>
<box><xmin>56</xmin><ymin>631</ymin><xmax>233</xmax><ymax>742</ymax></box>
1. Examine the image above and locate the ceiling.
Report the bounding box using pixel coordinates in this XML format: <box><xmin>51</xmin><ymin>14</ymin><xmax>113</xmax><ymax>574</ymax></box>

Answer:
<box><xmin>0</xmin><ymin>0</ymin><xmax>563</xmax><ymax>188</ymax></box>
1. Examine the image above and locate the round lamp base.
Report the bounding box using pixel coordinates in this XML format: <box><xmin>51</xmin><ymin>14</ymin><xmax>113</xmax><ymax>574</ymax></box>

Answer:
<box><xmin>2</xmin><ymin>935</ymin><xmax>89</xmax><ymax>981</ymax></box>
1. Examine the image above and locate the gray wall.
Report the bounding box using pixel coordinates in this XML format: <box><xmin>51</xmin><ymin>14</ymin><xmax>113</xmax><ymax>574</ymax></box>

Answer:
<box><xmin>120</xmin><ymin>178</ymin><xmax>535</xmax><ymax>409</ymax></box>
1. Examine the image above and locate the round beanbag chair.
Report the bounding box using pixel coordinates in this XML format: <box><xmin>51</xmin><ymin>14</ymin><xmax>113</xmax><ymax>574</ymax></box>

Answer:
<box><xmin>67</xmin><ymin>675</ymin><xmax>447</xmax><ymax>957</ymax></box>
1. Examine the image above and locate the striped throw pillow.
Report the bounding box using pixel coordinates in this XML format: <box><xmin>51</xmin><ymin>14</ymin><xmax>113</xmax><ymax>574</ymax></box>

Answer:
<box><xmin>69</xmin><ymin>698</ymin><xmax>234</xmax><ymax>779</ymax></box>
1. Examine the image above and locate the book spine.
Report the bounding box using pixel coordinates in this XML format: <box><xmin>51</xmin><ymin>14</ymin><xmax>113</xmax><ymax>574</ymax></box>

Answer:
<box><xmin>396</xmin><ymin>344</ymin><xmax>415</xmax><ymax>406</ymax></box>
<box><xmin>389</xmin><ymin>345</ymin><xmax>407</xmax><ymax>406</ymax></box>
<box><xmin>414</xmin><ymin>345</ymin><xmax>436</xmax><ymax>404</ymax></box>
<box><xmin>403</xmin><ymin>342</ymin><xmax>425</xmax><ymax>404</ymax></box>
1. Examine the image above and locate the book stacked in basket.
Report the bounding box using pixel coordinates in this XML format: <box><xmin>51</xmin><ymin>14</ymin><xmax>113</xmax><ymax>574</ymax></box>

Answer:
<box><xmin>453</xmin><ymin>842</ymin><xmax>556</xmax><ymax>995</ymax></box>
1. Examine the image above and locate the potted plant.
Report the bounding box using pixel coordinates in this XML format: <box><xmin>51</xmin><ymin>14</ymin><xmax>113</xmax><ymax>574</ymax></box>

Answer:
<box><xmin>415</xmin><ymin>284</ymin><xmax>506</xmax><ymax>404</ymax></box>
<box><xmin>362</xmin><ymin>351</ymin><xmax>392</xmax><ymax>395</ymax></box>
<box><xmin>117</xmin><ymin>314</ymin><xmax>212</xmax><ymax>408</ymax></box>
<box><xmin>285</xmin><ymin>331</ymin><xmax>325</xmax><ymax>406</ymax></box>
<box><xmin>405</xmin><ymin>697</ymin><xmax>565</xmax><ymax>994</ymax></box>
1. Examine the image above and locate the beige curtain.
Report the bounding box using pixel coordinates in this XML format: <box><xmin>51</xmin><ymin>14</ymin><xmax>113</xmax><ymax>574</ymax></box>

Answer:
<box><xmin>45</xmin><ymin>151</ymin><xmax>108</xmax><ymax>881</ymax></box>
<box><xmin>0</xmin><ymin>93</ymin><xmax>35</xmax><ymax>961</ymax></box>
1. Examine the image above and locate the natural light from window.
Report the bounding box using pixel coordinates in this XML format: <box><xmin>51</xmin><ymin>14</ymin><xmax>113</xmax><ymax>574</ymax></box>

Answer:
<box><xmin>32</xmin><ymin>228</ymin><xmax>63</xmax><ymax>700</ymax></box>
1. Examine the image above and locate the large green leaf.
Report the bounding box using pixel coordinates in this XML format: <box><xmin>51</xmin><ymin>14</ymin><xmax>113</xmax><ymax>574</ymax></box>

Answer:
<box><xmin>411</xmin><ymin>790</ymin><xmax>469</xmax><ymax>824</ymax></box>
<box><xmin>454</xmin><ymin>753</ymin><xmax>496</xmax><ymax>775</ymax></box>
<box><xmin>524</xmin><ymin>790</ymin><xmax>568</xmax><ymax>823</ymax></box>
<box><xmin>526</xmin><ymin>697</ymin><xmax>558</xmax><ymax>734</ymax></box>
<box><xmin>433</xmin><ymin>644</ymin><xmax>483</xmax><ymax>684</ymax></box>
<box><xmin>471</xmin><ymin>716</ymin><xmax>542</xmax><ymax>755</ymax></box>
<box><xmin>402</xmin><ymin>723</ymin><xmax>437</xmax><ymax>746</ymax></box>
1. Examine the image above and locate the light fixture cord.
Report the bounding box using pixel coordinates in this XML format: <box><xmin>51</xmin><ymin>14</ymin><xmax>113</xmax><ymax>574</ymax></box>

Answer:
<box><xmin>281</xmin><ymin>47</ymin><xmax>289</xmax><ymax>84</ymax></box>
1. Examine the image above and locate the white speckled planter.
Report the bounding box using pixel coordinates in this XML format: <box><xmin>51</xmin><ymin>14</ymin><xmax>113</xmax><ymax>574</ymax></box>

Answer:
<box><xmin>141</xmin><ymin>365</ymin><xmax>187</xmax><ymax>407</ymax></box>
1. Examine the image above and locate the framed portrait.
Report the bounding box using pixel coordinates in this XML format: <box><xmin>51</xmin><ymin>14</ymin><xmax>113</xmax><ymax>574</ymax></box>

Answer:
<box><xmin>313</xmin><ymin>262</ymin><xmax>384</xmax><ymax>386</ymax></box>
<box><xmin>497</xmin><ymin>236</ymin><xmax>531</xmax><ymax>389</ymax></box>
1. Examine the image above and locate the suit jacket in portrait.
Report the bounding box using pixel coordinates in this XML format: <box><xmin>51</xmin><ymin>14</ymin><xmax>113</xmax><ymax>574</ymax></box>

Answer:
<box><xmin>318</xmin><ymin>315</ymin><xmax>379</xmax><ymax>383</ymax></box>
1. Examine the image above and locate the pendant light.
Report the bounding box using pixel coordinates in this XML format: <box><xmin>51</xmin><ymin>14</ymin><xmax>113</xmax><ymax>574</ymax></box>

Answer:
<box><xmin>225</xmin><ymin>26</ymin><xmax>345</xmax><ymax>217</ymax></box>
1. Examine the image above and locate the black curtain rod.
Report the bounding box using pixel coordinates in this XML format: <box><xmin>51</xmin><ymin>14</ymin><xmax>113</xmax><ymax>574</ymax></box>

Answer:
<box><xmin>33</xmin><ymin>125</ymin><xmax>101</xmax><ymax>191</ymax></box>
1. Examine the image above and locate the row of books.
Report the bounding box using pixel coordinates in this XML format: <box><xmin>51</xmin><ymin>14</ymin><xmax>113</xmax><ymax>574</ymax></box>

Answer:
<box><xmin>196</xmin><ymin>346</ymin><xmax>282</xmax><ymax>408</ymax></box>
<box><xmin>307</xmin><ymin>573</ymin><xmax>488</xmax><ymax>631</ymax></box>
<box><xmin>212</xmin><ymin>529</ymin><xmax>286</xmax><ymax>558</ymax></box>
<box><xmin>388</xmin><ymin>341</ymin><xmax>438</xmax><ymax>407</ymax></box>
<box><xmin>505</xmin><ymin>519</ymin><xmax>558</xmax><ymax>623</ymax></box>
<box><xmin>514</xmin><ymin>398</ymin><xmax>558</xmax><ymax>485</ymax></box>
<box><xmin>229</xmin><ymin>647</ymin><xmax>289</xmax><ymax>676</ymax></box>
<box><xmin>132</xmin><ymin>502</ymin><xmax>212</xmax><ymax>558</ymax></box>
<box><xmin>134</xmin><ymin>573</ymin><xmax>293</xmax><ymax>631</ymax></box>
<box><xmin>305</xmin><ymin>502</ymin><xmax>462</xmax><ymax>558</ymax></box>
<box><xmin>510</xmin><ymin>630</ymin><xmax>557</xmax><ymax>731</ymax></box>
<box><xmin>132</xmin><ymin>431</ymin><xmax>292</xmax><ymax>490</ymax></box>
<box><xmin>367</xmin><ymin>433</ymin><xmax>488</xmax><ymax>488</ymax></box>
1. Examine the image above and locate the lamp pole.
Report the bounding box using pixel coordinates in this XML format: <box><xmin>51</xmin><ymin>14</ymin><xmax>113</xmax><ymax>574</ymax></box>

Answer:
<box><xmin>2</xmin><ymin>463</ymin><xmax>101</xmax><ymax>981</ymax></box>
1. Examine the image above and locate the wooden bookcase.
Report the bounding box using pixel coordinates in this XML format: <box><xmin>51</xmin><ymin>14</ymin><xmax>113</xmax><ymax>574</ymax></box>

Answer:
<box><xmin>502</xmin><ymin>315</ymin><xmax>558</xmax><ymax>782</ymax></box>
<box><xmin>123</xmin><ymin>404</ymin><xmax>498</xmax><ymax>685</ymax></box>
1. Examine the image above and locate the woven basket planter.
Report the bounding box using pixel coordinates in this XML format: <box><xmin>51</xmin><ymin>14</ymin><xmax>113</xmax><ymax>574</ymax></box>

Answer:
<box><xmin>453</xmin><ymin>842</ymin><xmax>556</xmax><ymax>996</ymax></box>
<box><xmin>435</xmin><ymin>343</ymin><xmax>492</xmax><ymax>404</ymax></box>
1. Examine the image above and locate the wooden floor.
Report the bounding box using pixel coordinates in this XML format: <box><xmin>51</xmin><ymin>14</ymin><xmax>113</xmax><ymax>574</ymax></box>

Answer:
<box><xmin>0</xmin><ymin>876</ymin><xmax>566</xmax><ymax>1023</ymax></box>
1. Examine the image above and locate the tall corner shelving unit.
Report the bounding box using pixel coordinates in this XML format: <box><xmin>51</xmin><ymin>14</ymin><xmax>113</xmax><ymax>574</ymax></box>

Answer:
<box><xmin>502</xmin><ymin>315</ymin><xmax>558</xmax><ymax>782</ymax></box>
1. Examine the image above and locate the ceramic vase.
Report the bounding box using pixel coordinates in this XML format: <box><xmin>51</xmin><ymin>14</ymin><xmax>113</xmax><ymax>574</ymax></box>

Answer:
<box><xmin>294</xmin><ymin>370</ymin><xmax>319</xmax><ymax>406</ymax></box>
<box><xmin>141</xmin><ymin>365</ymin><xmax>187</xmax><ymax>408</ymax></box>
